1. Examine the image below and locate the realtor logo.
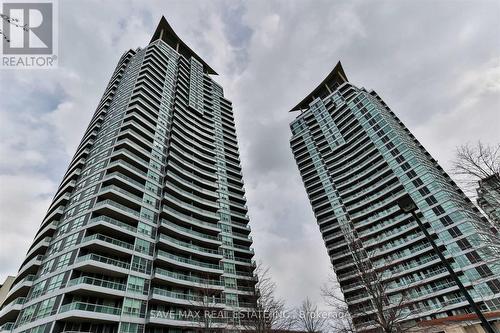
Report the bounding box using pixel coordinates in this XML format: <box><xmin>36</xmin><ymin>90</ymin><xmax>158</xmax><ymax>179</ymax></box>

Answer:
<box><xmin>1</xmin><ymin>0</ymin><xmax>58</xmax><ymax>68</ymax></box>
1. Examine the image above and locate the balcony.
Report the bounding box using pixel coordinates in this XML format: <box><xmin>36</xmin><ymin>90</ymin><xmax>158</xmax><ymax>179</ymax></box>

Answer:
<box><xmin>3</xmin><ymin>275</ymin><xmax>35</xmax><ymax>302</ymax></box>
<box><xmin>158</xmin><ymin>234</ymin><xmax>222</xmax><ymax>258</ymax></box>
<box><xmin>163</xmin><ymin>206</ymin><xmax>220</xmax><ymax>232</ymax></box>
<box><xmin>93</xmin><ymin>199</ymin><xmax>140</xmax><ymax>220</ymax></box>
<box><xmin>66</xmin><ymin>276</ymin><xmax>126</xmax><ymax>295</ymax></box>
<box><xmin>75</xmin><ymin>253</ymin><xmax>130</xmax><ymax>273</ymax></box>
<box><xmin>156</xmin><ymin>250</ymin><xmax>223</xmax><ymax>273</ymax></box>
<box><xmin>59</xmin><ymin>301</ymin><xmax>122</xmax><ymax>319</ymax></box>
<box><xmin>88</xmin><ymin>215</ymin><xmax>137</xmax><ymax>234</ymax></box>
<box><xmin>81</xmin><ymin>233</ymin><xmax>134</xmax><ymax>253</ymax></box>
<box><xmin>154</xmin><ymin>267</ymin><xmax>224</xmax><ymax>289</ymax></box>
<box><xmin>151</xmin><ymin>288</ymin><xmax>224</xmax><ymax>307</ymax></box>
<box><xmin>0</xmin><ymin>297</ymin><xmax>25</xmax><ymax>319</ymax></box>
<box><xmin>160</xmin><ymin>220</ymin><xmax>220</xmax><ymax>244</ymax></box>
<box><xmin>164</xmin><ymin>193</ymin><xmax>218</xmax><ymax>220</ymax></box>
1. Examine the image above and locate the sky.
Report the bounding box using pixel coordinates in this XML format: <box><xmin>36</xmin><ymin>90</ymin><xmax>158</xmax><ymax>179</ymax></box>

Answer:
<box><xmin>0</xmin><ymin>0</ymin><xmax>499</xmax><ymax>309</ymax></box>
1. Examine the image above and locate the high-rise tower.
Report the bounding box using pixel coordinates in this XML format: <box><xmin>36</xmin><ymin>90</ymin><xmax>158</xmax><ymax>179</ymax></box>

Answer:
<box><xmin>0</xmin><ymin>17</ymin><xmax>257</xmax><ymax>333</ymax></box>
<box><xmin>289</xmin><ymin>62</ymin><xmax>500</xmax><ymax>331</ymax></box>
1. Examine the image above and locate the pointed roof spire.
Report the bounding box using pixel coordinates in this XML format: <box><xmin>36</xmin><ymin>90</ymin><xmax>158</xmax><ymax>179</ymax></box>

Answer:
<box><xmin>150</xmin><ymin>16</ymin><xmax>218</xmax><ymax>75</ymax></box>
<box><xmin>289</xmin><ymin>61</ymin><xmax>348</xmax><ymax>112</ymax></box>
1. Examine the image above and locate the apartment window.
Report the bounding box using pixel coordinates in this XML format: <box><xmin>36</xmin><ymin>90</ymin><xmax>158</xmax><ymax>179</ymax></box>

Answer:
<box><xmin>135</xmin><ymin>239</ymin><xmax>152</xmax><ymax>255</ymax></box>
<box><xmin>465</xmin><ymin>251</ymin><xmax>482</xmax><ymax>264</ymax></box>
<box><xmin>122</xmin><ymin>298</ymin><xmax>143</xmax><ymax>317</ymax></box>
<box><xmin>432</xmin><ymin>205</ymin><xmax>445</xmax><ymax>216</ymax></box>
<box><xmin>412</xmin><ymin>178</ymin><xmax>424</xmax><ymax>188</ymax></box>
<box><xmin>127</xmin><ymin>276</ymin><xmax>146</xmax><ymax>294</ymax></box>
<box><xmin>476</xmin><ymin>265</ymin><xmax>493</xmax><ymax>278</ymax></box>
<box><xmin>456</xmin><ymin>238</ymin><xmax>472</xmax><ymax>250</ymax></box>
<box><xmin>137</xmin><ymin>222</ymin><xmax>153</xmax><ymax>237</ymax></box>
<box><xmin>46</xmin><ymin>273</ymin><xmax>65</xmax><ymax>293</ymax></box>
<box><xmin>425</xmin><ymin>196</ymin><xmax>438</xmax><ymax>206</ymax></box>
<box><xmin>406</xmin><ymin>170</ymin><xmax>417</xmax><ymax>180</ymax></box>
<box><xmin>448</xmin><ymin>227</ymin><xmax>462</xmax><ymax>238</ymax></box>
<box><xmin>401</xmin><ymin>162</ymin><xmax>411</xmax><ymax>171</ymax></box>
<box><xmin>439</xmin><ymin>215</ymin><xmax>453</xmax><ymax>226</ymax></box>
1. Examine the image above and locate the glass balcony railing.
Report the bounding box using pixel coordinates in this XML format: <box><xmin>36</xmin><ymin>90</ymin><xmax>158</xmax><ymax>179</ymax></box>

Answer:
<box><xmin>158</xmin><ymin>234</ymin><xmax>220</xmax><ymax>255</ymax></box>
<box><xmin>104</xmin><ymin>172</ymin><xmax>146</xmax><ymax>191</ymax></box>
<box><xmin>76</xmin><ymin>253</ymin><xmax>130</xmax><ymax>270</ymax></box>
<box><xmin>1</xmin><ymin>297</ymin><xmax>26</xmax><ymax>310</ymax></box>
<box><xmin>67</xmin><ymin>276</ymin><xmax>125</xmax><ymax>291</ymax></box>
<box><xmin>88</xmin><ymin>215</ymin><xmax>137</xmax><ymax>233</ymax></box>
<box><xmin>163</xmin><ymin>206</ymin><xmax>219</xmax><ymax>229</ymax></box>
<box><xmin>151</xmin><ymin>287</ymin><xmax>222</xmax><ymax>303</ymax></box>
<box><xmin>161</xmin><ymin>220</ymin><xmax>219</xmax><ymax>241</ymax></box>
<box><xmin>82</xmin><ymin>234</ymin><xmax>134</xmax><ymax>251</ymax></box>
<box><xmin>155</xmin><ymin>267</ymin><xmax>223</xmax><ymax>286</ymax></box>
<box><xmin>99</xmin><ymin>185</ymin><xmax>143</xmax><ymax>203</ymax></box>
<box><xmin>59</xmin><ymin>301</ymin><xmax>122</xmax><ymax>316</ymax></box>
<box><xmin>94</xmin><ymin>199</ymin><xmax>140</xmax><ymax>217</ymax></box>
<box><xmin>157</xmin><ymin>250</ymin><xmax>221</xmax><ymax>270</ymax></box>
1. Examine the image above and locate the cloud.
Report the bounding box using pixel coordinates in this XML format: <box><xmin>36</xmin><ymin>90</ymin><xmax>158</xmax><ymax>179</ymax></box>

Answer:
<box><xmin>0</xmin><ymin>0</ymin><xmax>499</xmax><ymax>311</ymax></box>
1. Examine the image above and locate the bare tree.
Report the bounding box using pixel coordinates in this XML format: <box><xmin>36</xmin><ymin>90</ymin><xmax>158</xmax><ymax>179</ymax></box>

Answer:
<box><xmin>295</xmin><ymin>297</ymin><xmax>327</xmax><ymax>333</ymax></box>
<box><xmin>451</xmin><ymin>141</ymin><xmax>500</xmax><ymax>259</ymax></box>
<box><xmin>321</xmin><ymin>274</ymin><xmax>356</xmax><ymax>333</ymax></box>
<box><xmin>451</xmin><ymin>141</ymin><xmax>500</xmax><ymax>197</ymax></box>
<box><xmin>321</xmin><ymin>230</ymin><xmax>428</xmax><ymax>333</ymax></box>
<box><xmin>188</xmin><ymin>274</ymin><xmax>226</xmax><ymax>333</ymax></box>
<box><xmin>241</xmin><ymin>262</ymin><xmax>296</xmax><ymax>333</ymax></box>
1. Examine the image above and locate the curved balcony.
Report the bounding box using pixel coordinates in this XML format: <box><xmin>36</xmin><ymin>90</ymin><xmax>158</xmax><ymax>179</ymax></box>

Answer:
<box><xmin>65</xmin><ymin>276</ymin><xmax>126</xmax><ymax>297</ymax></box>
<box><xmin>164</xmin><ymin>193</ymin><xmax>218</xmax><ymax>221</ymax></box>
<box><xmin>16</xmin><ymin>255</ymin><xmax>43</xmax><ymax>280</ymax></box>
<box><xmin>153</xmin><ymin>267</ymin><xmax>223</xmax><ymax>290</ymax></box>
<box><xmin>168</xmin><ymin>162</ymin><xmax>217</xmax><ymax>190</ymax></box>
<box><xmin>80</xmin><ymin>233</ymin><xmax>135</xmax><ymax>256</ymax></box>
<box><xmin>0</xmin><ymin>297</ymin><xmax>25</xmax><ymax>322</ymax></box>
<box><xmin>165</xmin><ymin>181</ymin><xmax>218</xmax><ymax>210</ymax></box>
<box><xmin>3</xmin><ymin>275</ymin><xmax>34</xmax><ymax>304</ymax></box>
<box><xmin>93</xmin><ymin>199</ymin><xmax>141</xmax><ymax>222</ymax></box>
<box><xmin>162</xmin><ymin>206</ymin><xmax>219</xmax><ymax>232</ymax></box>
<box><xmin>166</xmin><ymin>169</ymin><xmax>217</xmax><ymax>198</ymax></box>
<box><xmin>74</xmin><ymin>253</ymin><xmax>130</xmax><ymax>275</ymax></box>
<box><xmin>150</xmin><ymin>288</ymin><xmax>224</xmax><ymax>308</ymax></box>
<box><xmin>58</xmin><ymin>302</ymin><xmax>122</xmax><ymax>321</ymax></box>
<box><xmin>156</xmin><ymin>250</ymin><xmax>222</xmax><ymax>274</ymax></box>
<box><xmin>88</xmin><ymin>215</ymin><xmax>137</xmax><ymax>235</ymax></box>
<box><xmin>160</xmin><ymin>220</ymin><xmax>220</xmax><ymax>245</ymax></box>
<box><xmin>158</xmin><ymin>234</ymin><xmax>221</xmax><ymax>259</ymax></box>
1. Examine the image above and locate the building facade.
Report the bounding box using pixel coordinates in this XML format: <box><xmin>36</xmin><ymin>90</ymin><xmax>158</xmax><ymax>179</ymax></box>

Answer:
<box><xmin>0</xmin><ymin>278</ymin><xmax>15</xmax><ymax>308</ymax></box>
<box><xmin>0</xmin><ymin>17</ymin><xmax>256</xmax><ymax>333</ymax></box>
<box><xmin>477</xmin><ymin>174</ymin><xmax>500</xmax><ymax>229</ymax></box>
<box><xmin>289</xmin><ymin>62</ymin><xmax>500</xmax><ymax>331</ymax></box>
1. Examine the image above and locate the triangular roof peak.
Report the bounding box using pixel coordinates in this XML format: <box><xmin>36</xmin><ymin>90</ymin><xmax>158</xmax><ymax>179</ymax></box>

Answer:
<box><xmin>289</xmin><ymin>61</ymin><xmax>348</xmax><ymax>112</ymax></box>
<box><xmin>150</xmin><ymin>16</ymin><xmax>218</xmax><ymax>75</ymax></box>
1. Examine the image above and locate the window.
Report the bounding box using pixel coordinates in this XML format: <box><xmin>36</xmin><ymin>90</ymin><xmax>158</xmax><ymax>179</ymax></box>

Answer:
<box><xmin>135</xmin><ymin>239</ymin><xmax>152</xmax><ymax>255</ymax></box>
<box><xmin>419</xmin><ymin>187</ymin><xmax>430</xmax><ymax>197</ymax></box>
<box><xmin>448</xmin><ymin>227</ymin><xmax>462</xmax><ymax>238</ymax></box>
<box><xmin>432</xmin><ymin>205</ymin><xmax>445</xmax><ymax>216</ymax></box>
<box><xmin>425</xmin><ymin>196</ymin><xmax>438</xmax><ymax>206</ymax></box>
<box><xmin>46</xmin><ymin>273</ymin><xmax>65</xmax><ymax>293</ymax></box>
<box><xmin>127</xmin><ymin>276</ymin><xmax>146</xmax><ymax>294</ymax></box>
<box><xmin>456</xmin><ymin>238</ymin><xmax>472</xmax><ymax>250</ymax></box>
<box><xmin>122</xmin><ymin>298</ymin><xmax>143</xmax><ymax>317</ymax></box>
<box><xmin>476</xmin><ymin>265</ymin><xmax>493</xmax><ymax>278</ymax></box>
<box><xmin>137</xmin><ymin>222</ymin><xmax>153</xmax><ymax>237</ymax></box>
<box><xmin>440</xmin><ymin>215</ymin><xmax>453</xmax><ymax>226</ymax></box>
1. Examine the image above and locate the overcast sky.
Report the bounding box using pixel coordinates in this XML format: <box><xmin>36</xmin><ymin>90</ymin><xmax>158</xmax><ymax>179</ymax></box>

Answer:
<box><xmin>0</xmin><ymin>0</ymin><xmax>499</xmax><ymax>308</ymax></box>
